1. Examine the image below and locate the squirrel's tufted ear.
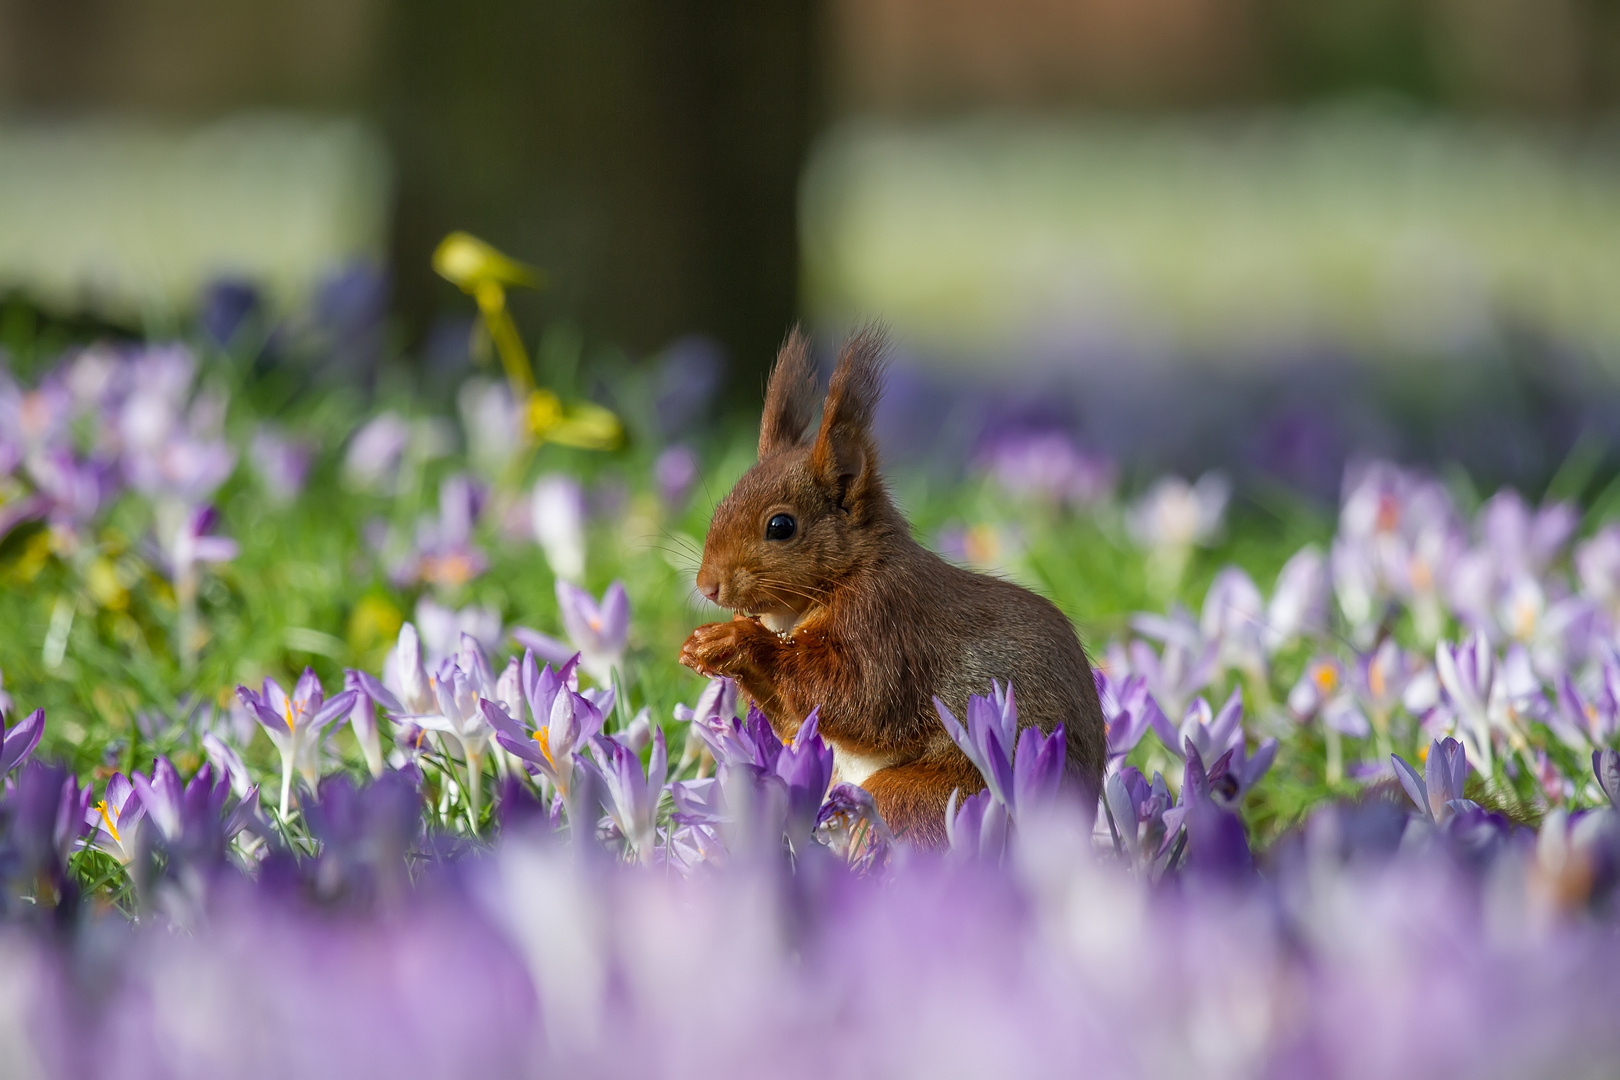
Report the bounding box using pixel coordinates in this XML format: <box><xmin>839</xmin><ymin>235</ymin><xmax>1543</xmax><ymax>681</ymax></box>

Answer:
<box><xmin>811</xmin><ymin>325</ymin><xmax>887</xmax><ymax>505</ymax></box>
<box><xmin>758</xmin><ymin>327</ymin><xmax>819</xmax><ymax>458</ymax></box>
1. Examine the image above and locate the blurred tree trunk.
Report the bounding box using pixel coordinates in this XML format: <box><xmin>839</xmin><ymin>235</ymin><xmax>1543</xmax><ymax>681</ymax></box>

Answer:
<box><xmin>383</xmin><ymin>0</ymin><xmax>816</xmax><ymax>391</ymax></box>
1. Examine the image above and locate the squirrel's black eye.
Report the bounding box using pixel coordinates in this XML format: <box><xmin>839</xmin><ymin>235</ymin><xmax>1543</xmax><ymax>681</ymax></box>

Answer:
<box><xmin>765</xmin><ymin>513</ymin><xmax>796</xmax><ymax>541</ymax></box>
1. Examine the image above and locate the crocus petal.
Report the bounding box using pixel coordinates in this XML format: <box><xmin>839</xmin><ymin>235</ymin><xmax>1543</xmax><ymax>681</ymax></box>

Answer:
<box><xmin>1105</xmin><ymin>772</ymin><xmax>1141</xmax><ymax>854</ymax></box>
<box><xmin>191</xmin><ymin>536</ymin><xmax>239</xmax><ymax>563</ymax></box>
<box><xmin>308</xmin><ymin>690</ymin><xmax>359</xmax><ymax>733</ymax></box>
<box><xmin>1391</xmin><ymin>754</ymin><xmax>1431</xmax><ymax>821</ymax></box>
<box><xmin>293</xmin><ymin>667</ymin><xmax>324</xmax><ymax>714</ymax></box>
<box><xmin>1593</xmin><ymin>748</ymin><xmax>1620</xmax><ymax>810</ymax></box>
<box><xmin>0</xmin><ymin>708</ymin><xmax>44</xmax><ymax>774</ymax></box>
<box><xmin>348</xmin><ymin>669</ymin><xmax>404</xmax><ymax>715</ymax></box>
<box><xmin>480</xmin><ymin>699</ymin><xmax>529</xmax><ymax>744</ymax></box>
<box><xmin>512</xmin><ymin>627</ymin><xmax>579</xmax><ymax>669</ymax></box>
<box><xmin>599</xmin><ymin>581</ymin><xmax>630</xmax><ymax>649</ymax></box>
<box><xmin>202</xmin><ymin>732</ymin><xmax>254</xmax><ymax>799</ymax></box>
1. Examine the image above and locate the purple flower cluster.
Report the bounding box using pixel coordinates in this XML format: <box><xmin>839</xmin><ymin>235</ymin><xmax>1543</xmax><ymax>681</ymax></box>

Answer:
<box><xmin>0</xmin><ymin>346</ymin><xmax>240</xmax><ymax>564</ymax></box>
<box><xmin>2</xmin><ymin>687</ymin><xmax>1620</xmax><ymax>1077</ymax></box>
<box><xmin>1104</xmin><ymin>459</ymin><xmax>1620</xmax><ymax>804</ymax></box>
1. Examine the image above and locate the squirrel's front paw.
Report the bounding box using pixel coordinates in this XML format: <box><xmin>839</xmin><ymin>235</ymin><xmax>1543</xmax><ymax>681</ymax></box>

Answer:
<box><xmin>679</xmin><ymin>620</ymin><xmax>764</xmax><ymax>677</ymax></box>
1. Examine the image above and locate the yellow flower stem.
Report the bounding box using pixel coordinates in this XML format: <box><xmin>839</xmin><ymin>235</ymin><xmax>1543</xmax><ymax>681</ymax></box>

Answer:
<box><xmin>473</xmin><ymin>284</ymin><xmax>535</xmax><ymax>399</ymax></box>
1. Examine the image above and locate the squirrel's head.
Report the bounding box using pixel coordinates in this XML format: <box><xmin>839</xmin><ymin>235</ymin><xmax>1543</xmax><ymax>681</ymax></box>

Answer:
<box><xmin>696</xmin><ymin>327</ymin><xmax>892</xmax><ymax>632</ymax></box>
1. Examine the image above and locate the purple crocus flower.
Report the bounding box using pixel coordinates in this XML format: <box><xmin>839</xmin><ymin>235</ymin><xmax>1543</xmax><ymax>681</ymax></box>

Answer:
<box><xmin>414</xmin><ymin>599</ymin><xmax>503</xmax><ymax>669</ymax></box>
<box><xmin>342</xmin><ymin>671</ymin><xmax>387</xmax><ymax>778</ymax></box>
<box><xmin>1095</xmin><ymin>670</ymin><xmax>1172</xmax><ymax>769</ymax></box>
<box><xmin>1576</xmin><ymin>524</ymin><xmax>1620</xmax><ymax>622</ymax></box>
<box><xmin>250</xmin><ymin>424</ymin><xmax>314</xmax><ymax>505</ymax></box>
<box><xmin>84</xmin><ymin>773</ymin><xmax>146</xmax><ymax>864</ymax></box>
<box><xmin>583</xmin><ymin>728</ymin><xmax>668</xmax><ymax>862</ymax></box>
<box><xmin>815</xmin><ymin>783</ymin><xmax>893</xmax><ymax>870</ymax></box>
<box><xmin>236</xmin><ymin>670</ymin><xmax>357</xmax><ymax>820</ymax></box>
<box><xmin>343</xmin><ymin>411</ymin><xmax>412</xmax><ymax>491</ymax></box>
<box><xmin>377</xmin><ymin>621</ymin><xmax>436</xmax><ymax>718</ymax></box>
<box><xmin>120</xmin><ymin>361</ymin><xmax>237</xmax><ymax>504</ymax></box>
<box><xmin>10</xmin><ymin>762</ymin><xmax>91</xmax><ymax>883</ymax></box>
<box><xmin>973</xmin><ymin>428</ymin><xmax>1117</xmax><ymax>507</ymax></box>
<box><xmin>672</xmin><ymin>701</ymin><xmax>835</xmax><ymax>859</ymax></box>
<box><xmin>1010</xmin><ymin>724</ymin><xmax>1066</xmax><ymax>814</ymax></box>
<box><xmin>1354</xmin><ymin>639</ymin><xmax>1425</xmax><ymax>726</ymax></box>
<box><xmin>530</xmin><ymin>473</ymin><xmax>587</xmax><ymax>582</ymax></box>
<box><xmin>1593</xmin><ymin>748</ymin><xmax>1620</xmax><ymax>811</ymax></box>
<box><xmin>515</xmin><ymin>580</ymin><xmax>630</xmax><ymax>687</ymax></box>
<box><xmin>1287</xmin><ymin>657</ymin><xmax>1371</xmax><ymax>737</ymax></box>
<box><xmin>1104</xmin><ymin>765</ymin><xmax>1180</xmax><ymax>874</ymax></box>
<box><xmin>675</xmin><ymin>677</ymin><xmax>741</xmax><ymax>769</ymax></box>
<box><xmin>483</xmin><ymin>652</ymin><xmax>603</xmax><ymax>799</ymax></box>
<box><xmin>1334</xmin><ymin>461</ymin><xmax>1462</xmax><ymax>646</ymax></box>
<box><xmin>1183</xmin><ymin>797</ymin><xmax>1255</xmax><ymax>883</ymax></box>
<box><xmin>1201</xmin><ymin>566</ymin><xmax>1268</xmax><ymax>680</ymax></box>
<box><xmin>396</xmin><ymin>473</ymin><xmax>488</xmax><ymax>589</ymax></box>
<box><xmin>1125</xmin><ymin>607</ymin><xmax>1218</xmax><ymax>720</ymax></box>
<box><xmin>131</xmin><ymin>756</ymin><xmax>187</xmax><ymax>842</ymax></box>
<box><xmin>936</xmin><ymin>686</ymin><xmax>1067</xmax><ymax>821</ymax></box>
<box><xmin>1172</xmin><ymin>688</ymin><xmax>1247</xmax><ymax>763</ymax></box>
<box><xmin>0</xmin><ymin>370</ymin><xmax>71</xmax><ymax>465</ymax></box>
<box><xmin>1549</xmin><ymin>663</ymin><xmax>1620</xmax><ymax>751</ymax></box>
<box><xmin>0</xmin><ymin>707</ymin><xmax>44</xmax><ymax>775</ymax></box>
<box><xmin>1126</xmin><ymin>472</ymin><xmax>1230</xmax><ymax>551</ymax></box>
<box><xmin>26</xmin><ymin>448</ymin><xmax>115</xmax><ymax>537</ymax></box>
<box><xmin>1432</xmin><ymin>632</ymin><xmax>1499</xmax><ymax>773</ymax></box>
<box><xmin>160</xmin><ymin>503</ymin><xmax>239</xmax><ymax>580</ymax></box>
<box><xmin>945</xmin><ymin>788</ymin><xmax>1008</xmax><ymax>863</ymax></box>
<box><xmin>1183</xmin><ymin>735</ymin><xmax>1276</xmax><ymax>811</ymax></box>
<box><xmin>935</xmin><ymin>685</ymin><xmax>1017</xmax><ymax>807</ymax></box>
<box><xmin>1264</xmin><ymin>544</ymin><xmax>1330</xmax><ymax>653</ymax></box>
<box><xmin>1478</xmin><ymin>489</ymin><xmax>1578</xmax><ymax>579</ymax></box>
<box><xmin>201</xmin><ymin>731</ymin><xmax>254</xmax><ymax>799</ymax></box>
<box><xmin>135</xmin><ymin>758</ymin><xmax>261</xmax><ymax>867</ymax></box>
<box><xmin>774</xmin><ymin>708</ymin><xmax>835</xmax><ymax>845</ymax></box>
<box><xmin>654</xmin><ymin>444</ymin><xmax>700</xmax><ymax>510</ymax></box>
<box><xmin>1391</xmin><ymin>737</ymin><xmax>1478</xmax><ymax>826</ymax></box>
<box><xmin>302</xmin><ymin>771</ymin><xmax>423</xmax><ymax>904</ymax></box>
<box><xmin>385</xmin><ymin>633</ymin><xmax>508</xmax><ymax>824</ymax></box>
<box><xmin>458</xmin><ymin>377</ymin><xmax>526</xmax><ymax>478</ymax></box>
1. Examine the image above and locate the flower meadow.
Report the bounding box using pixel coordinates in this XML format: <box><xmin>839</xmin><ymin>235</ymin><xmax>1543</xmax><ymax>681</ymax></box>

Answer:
<box><xmin>9</xmin><ymin>298</ymin><xmax>1620</xmax><ymax>1077</ymax></box>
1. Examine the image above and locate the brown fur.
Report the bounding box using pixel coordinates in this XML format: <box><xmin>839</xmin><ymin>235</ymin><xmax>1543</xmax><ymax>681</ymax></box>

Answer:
<box><xmin>681</xmin><ymin>327</ymin><xmax>1107</xmax><ymax>846</ymax></box>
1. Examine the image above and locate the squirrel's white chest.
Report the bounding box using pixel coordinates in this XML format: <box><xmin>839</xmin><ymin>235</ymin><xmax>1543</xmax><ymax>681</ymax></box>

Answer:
<box><xmin>827</xmin><ymin>742</ymin><xmax>893</xmax><ymax>788</ymax></box>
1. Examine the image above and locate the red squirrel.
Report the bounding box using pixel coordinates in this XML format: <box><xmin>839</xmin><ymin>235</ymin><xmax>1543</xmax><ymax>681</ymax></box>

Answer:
<box><xmin>679</xmin><ymin>328</ymin><xmax>1107</xmax><ymax>845</ymax></box>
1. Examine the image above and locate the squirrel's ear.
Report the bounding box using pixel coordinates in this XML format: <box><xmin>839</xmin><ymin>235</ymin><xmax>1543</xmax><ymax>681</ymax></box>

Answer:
<box><xmin>810</xmin><ymin>325</ymin><xmax>887</xmax><ymax>503</ymax></box>
<box><xmin>758</xmin><ymin>327</ymin><xmax>818</xmax><ymax>458</ymax></box>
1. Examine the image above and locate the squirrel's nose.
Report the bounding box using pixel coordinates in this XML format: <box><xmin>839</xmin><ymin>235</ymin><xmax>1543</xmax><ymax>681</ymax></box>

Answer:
<box><xmin>696</xmin><ymin>568</ymin><xmax>721</xmax><ymax>603</ymax></box>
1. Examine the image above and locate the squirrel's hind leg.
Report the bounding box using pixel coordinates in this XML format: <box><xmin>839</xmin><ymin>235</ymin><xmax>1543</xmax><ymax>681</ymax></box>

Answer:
<box><xmin>862</xmin><ymin>756</ymin><xmax>984</xmax><ymax>850</ymax></box>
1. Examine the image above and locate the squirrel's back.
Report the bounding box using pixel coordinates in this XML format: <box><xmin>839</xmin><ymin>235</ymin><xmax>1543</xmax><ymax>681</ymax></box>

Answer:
<box><xmin>858</xmin><ymin>539</ymin><xmax>1107</xmax><ymax>795</ymax></box>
